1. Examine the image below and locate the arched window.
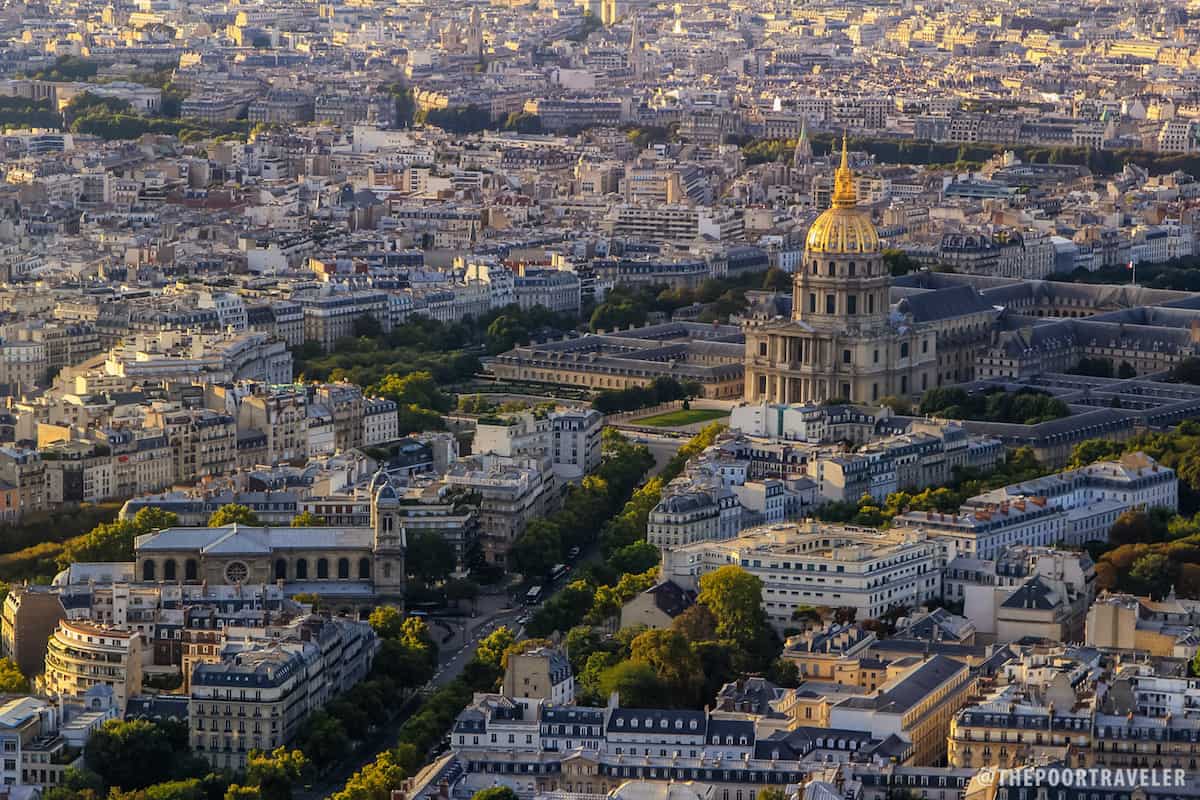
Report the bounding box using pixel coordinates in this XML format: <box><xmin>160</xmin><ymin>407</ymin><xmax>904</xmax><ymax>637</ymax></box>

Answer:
<box><xmin>296</xmin><ymin>559</ymin><xmax>308</xmax><ymax>579</ymax></box>
<box><xmin>828</xmin><ymin>262</ymin><xmax>836</xmax><ymax>276</ymax></box>
<box><xmin>274</xmin><ymin>559</ymin><xmax>287</xmax><ymax>581</ymax></box>
<box><xmin>317</xmin><ymin>558</ymin><xmax>329</xmax><ymax>579</ymax></box>
<box><xmin>358</xmin><ymin>558</ymin><xmax>371</xmax><ymax>580</ymax></box>
<box><xmin>163</xmin><ymin>559</ymin><xmax>176</xmax><ymax>581</ymax></box>
<box><xmin>185</xmin><ymin>559</ymin><xmax>198</xmax><ymax>581</ymax></box>
<box><xmin>143</xmin><ymin>560</ymin><xmax>155</xmax><ymax>581</ymax></box>
<box><xmin>337</xmin><ymin>558</ymin><xmax>350</xmax><ymax>579</ymax></box>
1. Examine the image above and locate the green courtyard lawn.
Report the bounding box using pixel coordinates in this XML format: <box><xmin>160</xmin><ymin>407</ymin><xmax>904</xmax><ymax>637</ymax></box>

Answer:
<box><xmin>633</xmin><ymin>408</ymin><xmax>729</xmax><ymax>427</ymax></box>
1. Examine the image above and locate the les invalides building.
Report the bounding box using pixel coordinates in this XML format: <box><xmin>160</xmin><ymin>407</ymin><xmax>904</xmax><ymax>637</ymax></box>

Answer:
<box><xmin>744</xmin><ymin>137</ymin><xmax>938</xmax><ymax>405</ymax></box>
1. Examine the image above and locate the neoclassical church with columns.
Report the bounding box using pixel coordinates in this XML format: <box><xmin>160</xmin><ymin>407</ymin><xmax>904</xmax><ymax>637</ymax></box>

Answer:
<box><xmin>132</xmin><ymin>472</ymin><xmax>406</xmax><ymax>614</ymax></box>
<box><xmin>744</xmin><ymin>137</ymin><xmax>939</xmax><ymax>405</ymax></box>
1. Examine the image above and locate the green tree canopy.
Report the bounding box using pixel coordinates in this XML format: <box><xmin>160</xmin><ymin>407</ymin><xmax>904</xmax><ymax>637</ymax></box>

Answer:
<box><xmin>207</xmin><ymin>504</ymin><xmax>260</xmax><ymax>527</ymax></box>
<box><xmin>697</xmin><ymin>565</ymin><xmax>768</xmax><ymax>648</ymax></box>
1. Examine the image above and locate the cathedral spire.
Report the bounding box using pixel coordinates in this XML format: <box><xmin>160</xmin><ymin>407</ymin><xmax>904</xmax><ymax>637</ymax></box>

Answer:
<box><xmin>832</xmin><ymin>132</ymin><xmax>857</xmax><ymax>208</ymax></box>
<box><xmin>793</xmin><ymin>120</ymin><xmax>812</xmax><ymax>167</ymax></box>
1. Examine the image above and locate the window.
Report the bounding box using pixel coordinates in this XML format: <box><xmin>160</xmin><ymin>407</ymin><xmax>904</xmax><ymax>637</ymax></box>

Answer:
<box><xmin>163</xmin><ymin>559</ymin><xmax>176</xmax><ymax>581</ymax></box>
<box><xmin>295</xmin><ymin>559</ymin><xmax>308</xmax><ymax>579</ymax></box>
<box><xmin>828</xmin><ymin>262</ymin><xmax>836</xmax><ymax>276</ymax></box>
<box><xmin>848</xmin><ymin>262</ymin><xmax>855</xmax><ymax>276</ymax></box>
<box><xmin>224</xmin><ymin>562</ymin><xmax>248</xmax><ymax>583</ymax></box>
<box><xmin>847</xmin><ymin>295</ymin><xmax>857</xmax><ymax>314</ymax></box>
<box><xmin>143</xmin><ymin>560</ymin><xmax>155</xmax><ymax>581</ymax></box>
<box><xmin>808</xmin><ymin>293</ymin><xmax>816</xmax><ymax>313</ymax></box>
<box><xmin>358</xmin><ymin>558</ymin><xmax>371</xmax><ymax>580</ymax></box>
<box><xmin>274</xmin><ymin>559</ymin><xmax>287</xmax><ymax>581</ymax></box>
<box><xmin>842</xmin><ymin>350</ymin><xmax>851</xmax><ymax>364</ymax></box>
<box><xmin>900</xmin><ymin>342</ymin><xmax>909</xmax><ymax>358</ymax></box>
<box><xmin>317</xmin><ymin>558</ymin><xmax>329</xmax><ymax>579</ymax></box>
<box><xmin>868</xmin><ymin>294</ymin><xmax>874</xmax><ymax>313</ymax></box>
<box><xmin>922</xmin><ymin>339</ymin><xmax>929</xmax><ymax>353</ymax></box>
<box><xmin>759</xmin><ymin>342</ymin><xmax>767</xmax><ymax>356</ymax></box>
<box><xmin>825</xmin><ymin>295</ymin><xmax>836</xmax><ymax>314</ymax></box>
<box><xmin>873</xmin><ymin>349</ymin><xmax>879</xmax><ymax>364</ymax></box>
<box><xmin>185</xmin><ymin>559</ymin><xmax>198</xmax><ymax>581</ymax></box>
<box><xmin>337</xmin><ymin>558</ymin><xmax>350</xmax><ymax>579</ymax></box>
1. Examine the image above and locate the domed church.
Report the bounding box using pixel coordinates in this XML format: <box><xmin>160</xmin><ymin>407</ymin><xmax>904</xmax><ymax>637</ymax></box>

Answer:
<box><xmin>744</xmin><ymin>136</ymin><xmax>938</xmax><ymax>405</ymax></box>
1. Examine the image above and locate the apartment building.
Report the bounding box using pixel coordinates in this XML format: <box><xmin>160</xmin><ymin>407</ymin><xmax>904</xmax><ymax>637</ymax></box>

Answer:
<box><xmin>829</xmin><ymin>655</ymin><xmax>975</xmax><ymax>767</ymax></box>
<box><xmin>0</xmin><ymin>586</ymin><xmax>66</xmax><ymax>678</ymax></box>
<box><xmin>144</xmin><ymin>406</ymin><xmax>238</xmax><ymax>483</ymax></box>
<box><xmin>646</xmin><ymin>486</ymin><xmax>741</xmax><ymax>550</ymax></box>
<box><xmin>313</xmin><ymin>383</ymin><xmax>365</xmax><ymax>453</ymax></box>
<box><xmin>300</xmin><ymin>292</ymin><xmax>389</xmax><ymax>352</ymax></box>
<box><xmin>189</xmin><ymin>616</ymin><xmax>375</xmax><ymax>771</ymax></box>
<box><xmin>894</xmin><ymin>452</ymin><xmax>1176</xmax><ymax>559</ymax></box>
<box><xmin>502</xmin><ymin>646</ymin><xmax>575</xmax><ymax>706</ymax></box>
<box><xmin>362</xmin><ymin>398</ymin><xmax>399</xmax><ymax>447</ymax></box>
<box><xmin>661</xmin><ymin>522</ymin><xmax>943</xmax><ymax>629</ymax></box>
<box><xmin>42</xmin><ymin>621</ymin><xmax>143</xmax><ymax>713</ymax></box>
<box><xmin>443</xmin><ymin>454</ymin><xmax>553</xmax><ymax>567</ymax></box>
<box><xmin>0</xmin><ymin>448</ymin><xmax>45</xmax><ymax>521</ymax></box>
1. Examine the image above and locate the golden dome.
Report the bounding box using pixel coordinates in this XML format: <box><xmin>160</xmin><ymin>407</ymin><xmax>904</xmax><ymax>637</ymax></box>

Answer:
<box><xmin>804</xmin><ymin>134</ymin><xmax>880</xmax><ymax>255</ymax></box>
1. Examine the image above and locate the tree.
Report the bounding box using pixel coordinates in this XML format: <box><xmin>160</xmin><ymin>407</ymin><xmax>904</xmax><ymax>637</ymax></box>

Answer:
<box><xmin>1110</xmin><ymin>509</ymin><xmax>1166</xmax><ymax>547</ymax></box>
<box><xmin>131</xmin><ymin>507</ymin><xmax>180</xmax><ymax>533</ymax></box>
<box><xmin>245</xmin><ymin>747</ymin><xmax>309</xmax><ymax>800</ymax></box>
<box><xmin>1131</xmin><ymin>552</ymin><xmax>1171</xmax><ymax>593</ymax></box>
<box><xmin>761</xmin><ymin>267</ymin><xmax>791</xmax><ymax>291</ymax></box>
<box><xmin>294</xmin><ymin>711</ymin><xmax>348</xmax><ymax>767</ymax></box>
<box><xmin>1170</xmin><ymin>357</ymin><xmax>1200</xmax><ymax>385</ymax></box>
<box><xmin>291</xmin><ymin>511</ymin><xmax>326</xmax><ymax>527</ymax></box>
<box><xmin>510</xmin><ymin>519</ymin><xmax>561</xmax><ymax>580</ymax></box>
<box><xmin>207</xmin><ymin>504</ymin><xmax>260</xmax><ymax>527</ymax></box>
<box><xmin>598</xmin><ymin>661</ymin><xmax>667</xmax><ymax>707</ymax></box>
<box><xmin>502</xmin><ymin>112</ymin><xmax>542</xmax><ymax>134</ymax></box>
<box><xmin>0</xmin><ymin>658</ymin><xmax>28</xmax><ymax>693</ymax></box>
<box><xmin>328</xmin><ymin>749</ymin><xmax>406</xmax><ymax>800</ymax></box>
<box><xmin>697</xmin><ymin>565</ymin><xmax>767</xmax><ymax>648</ymax></box>
<box><xmin>671</xmin><ymin>604</ymin><xmax>718</xmax><ymax>641</ymax></box>
<box><xmin>369</xmin><ymin>606</ymin><xmax>405</xmax><ymax>640</ymax></box>
<box><xmin>372</xmin><ymin>371</ymin><xmax>450</xmax><ymax>412</ymax></box>
<box><xmin>629</xmin><ymin>629</ymin><xmax>702</xmax><ymax>706</ymax></box>
<box><xmin>878</xmin><ymin>395</ymin><xmax>911</xmax><ymax>415</ymax></box>
<box><xmin>608</xmin><ymin>540</ymin><xmax>660</xmax><ymax>575</ymax></box>
<box><xmin>407</xmin><ymin>530</ymin><xmax>455</xmax><ymax>584</ymax></box>
<box><xmin>226</xmin><ymin>787</ymin><xmax>261</xmax><ymax>800</ymax></box>
<box><xmin>1069</xmin><ymin>439</ymin><xmax>1126</xmax><ymax>469</ymax></box>
<box><xmin>472</xmin><ymin>788</ymin><xmax>519</xmax><ymax>800</ymax></box>
<box><xmin>84</xmin><ymin>719</ymin><xmax>178</xmax><ymax>790</ymax></box>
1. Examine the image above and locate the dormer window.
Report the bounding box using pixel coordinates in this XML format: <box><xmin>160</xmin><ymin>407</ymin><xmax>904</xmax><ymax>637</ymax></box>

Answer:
<box><xmin>739</xmin><ymin>737</ymin><xmax>747</xmax><ymax>746</ymax></box>
<box><xmin>617</xmin><ymin>719</ymin><xmax>624</xmax><ymax>728</ymax></box>
<box><xmin>690</xmin><ymin>721</ymin><xmax>698</xmax><ymax>730</ymax></box>
<box><xmin>660</xmin><ymin>719</ymin><xmax>667</xmax><ymax>729</ymax></box>
<box><xmin>725</xmin><ymin>736</ymin><xmax>733</xmax><ymax>745</ymax></box>
<box><xmin>675</xmin><ymin>720</ymin><xmax>682</xmax><ymax>729</ymax></box>
<box><xmin>711</xmin><ymin>736</ymin><xmax>719</xmax><ymax>744</ymax></box>
<box><xmin>630</xmin><ymin>719</ymin><xmax>637</xmax><ymax>728</ymax></box>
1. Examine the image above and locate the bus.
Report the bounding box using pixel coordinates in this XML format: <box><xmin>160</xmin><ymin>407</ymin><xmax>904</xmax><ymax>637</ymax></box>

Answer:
<box><xmin>550</xmin><ymin>564</ymin><xmax>569</xmax><ymax>582</ymax></box>
<box><xmin>525</xmin><ymin>585</ymin><xmax>544</xmax><ymax>605</ymax></box>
